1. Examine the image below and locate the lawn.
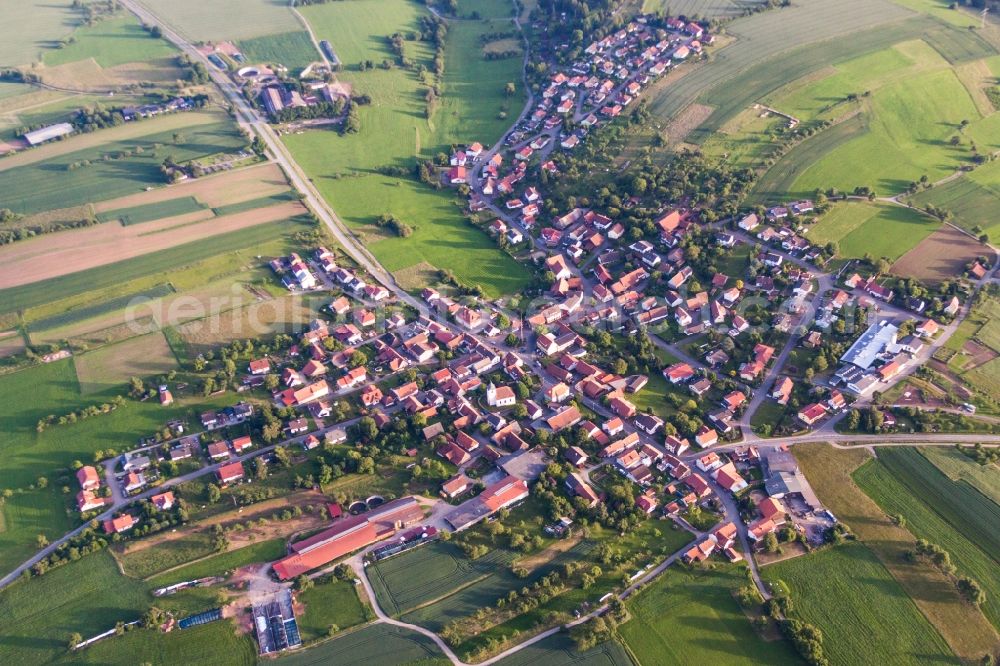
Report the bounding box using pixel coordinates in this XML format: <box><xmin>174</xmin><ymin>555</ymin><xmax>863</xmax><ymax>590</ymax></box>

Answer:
<box><xmin>764</xmin><ymin>543</ymin><xmax>959</xmax><ymax>666</ymax></box>
<box><xmin>791</xmin><ymin>443</ymin><xmax>996</xmax><ymax>660</ymax></box>
<box><xmin>272</xmin><ymin>623</ymin><xmax>450</xmax><ymax>666</ymax></box>
<box><xmin>43</xmin><ymin>16</ymin><xmax>177</xmax><ymax>68</ymax></box>
<box><xmin>854</xmin><ymin>457</ymin><xmax>1000</xmax><ymax>631</ymax></box>
<box><xmin>149</xmin><ymin>538</ymin><xmax>287</xmax><ymax>585</ymax></box>
<box><xmin>0</xmin><ymin>488</ymin><xmax>74</xmax><ymax>586</ymax></box>
<box><xmin>117</xmin><ymin>531</ymin><xmax>217</xmax><ymax>580</ymax></box>
<box><xmin>133</xmin><ymin>0</ymin><xmax>302</xmax><ymax>42</ymax></box>
<box><xmin>296</xmin><ymin>576</ymin><xmax>369</xmax><ymax>643</ymax></box>
<box><xmin>791</xmin><ymin>69</ymin><xmax>982</xmax><ymax>196</ymax></box>
<box><xmin>96</xmin><ymin>196</ymin><xmax>207</xmax><ymax>225</ymax></box>
<box><xmin>619</xmin><ymin>564</ymin><xmax>801</xmax><ymax>666</ymax></box>
<box><xmin>288</xmin><ymin>0</ymin><xmax>531</xmax><ymax>297</ymax></box>
<box><xmin>803</xmin><ymin>202</ymin><xmax>939</xmax><ymax>262</ymax></box>
<box><xmin>236</xmin><ymin>31</ymin><xmax>319</xmax><ymax>73</ymax></box>
<box><xmin>0</xmin><ymin>119</ymin><xmax>247</xmax><ymax>215</ymax></box>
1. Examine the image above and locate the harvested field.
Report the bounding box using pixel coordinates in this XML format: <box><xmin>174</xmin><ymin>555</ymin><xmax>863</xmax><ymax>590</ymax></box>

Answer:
<box><xmin>73</xmin><ymin>330</ymin><xmax>177</xmax><ymax>393</ymax></box>
<box><xmin>482</xmin><ymin>38</ymin><xmax>522</xmax><ymax>55</ymax></box>
<box><xmin>664</xmin><ymin>102</ymin><xmax>715</xmax><ymax>145</ymax></box>
<box><xmin>0</xmin><ymin>331</ymin><xmax>25</xmax><ymax>358</ymax></box>
<box><xmin>32</xmin><ymin>316</ymin><xmax>160</xmax><ymax>347</ymax></box>
<box><xmin>393</xmin><ymin>261</ymin><xmax>440</xmax><ymax>293</ymax></box>
<box><xmin>92</xmin><ymin>162</ymin><xmax>291</xmax><ymax>211</ymax></box>
<box><xmin>0</xmin><ymin>201</ymin><xmax>304</xmax><ymax>288</ymax></box>
<box><xmin>25</xmin><ymin>284</ymin><xmax>175</xmax><ymax>331</ymax></box>
<box><xmin>890</xmin><ymin>224</ymin><xmax>986</xmax><ymax>283</ymax></box>
<box><xmin>133</xmin><ymin>0</ymin><xmax>302</xmax><ymax>42</ymax></box>
<box><xmin>176</xmin><ymin>293</ymin><xmax>323</xmax><ymax>354</ymax></box>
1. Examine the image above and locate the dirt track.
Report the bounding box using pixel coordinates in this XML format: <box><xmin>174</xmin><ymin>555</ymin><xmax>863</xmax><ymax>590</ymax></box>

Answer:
<box><xmin>0</xmin><ymin>200</ymin><xmax>305</xmax><ymax>287</ymax></box>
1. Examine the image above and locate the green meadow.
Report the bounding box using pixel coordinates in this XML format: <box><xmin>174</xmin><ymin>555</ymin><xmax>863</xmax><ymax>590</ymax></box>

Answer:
<box><xmin>619</xmin><ymin>564</ymin><xmax>801</xmax><ymax>665</ymax></box>
<box><xmin>43</xmin><ymin>16</ymin><xmax>177</xmax><ymax>68</ymax></box>
<box><xmin>236</xmin><ymin>31</ymin><xmax>319</xmax><ymax>73</ymax></box>
<box><xmin>805</xmin><ymin>202</ymin><xmax>939</xmax><ymax>261</ymax></box>
<box><xmin>909</xmin><ymin>157</ymin><xmax>1000</xmax><ymax>241</ymax></box>
<box><xmin>289</xmin><ymin>0</ymin><xmax>530</xmax><ymax>297</ymax></box>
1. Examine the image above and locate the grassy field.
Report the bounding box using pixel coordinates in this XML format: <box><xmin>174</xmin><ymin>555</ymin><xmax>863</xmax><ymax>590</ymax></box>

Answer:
<box><xmin>96</xmin><ymin>196</ymin><xmax>207</xmax><ymax>225</ymax></box>
<box><xmin>134</xmin><ymin>0</ymin><xmax>302</xmax><ymax>42</ymax></box>
<box><xmin>802</xmin><ymin>202</ymin><xmax>939</xmax><ymax>261</ymax></box>
<box><xmin>0</xmin><ymin>218</ymin><xmax>299</xmax><ymax>315</ymax></box>
<box><xmin>0</xmin><ymin>1</ymin><xmax>80</xmax><ymax>67</ymax></box>
<box><xmin>236</xmin><ymin>31</ymin><xmax>319</xmax><ymax>72</ymax></box>
<box><xmin>0</xmin><ymin>488</ymin><xmax>74</xmax><ymax>586</ymax></box>
<box><xmin>922</xmin><ymin>447</ymin><xmax>1000</xmax><ymax>505</ymax></box>
<box><xmin>792</xmin><ymin>443</ymin><xmax>997</xmax><ymax>660</ymax></box>
<box><xmin>211</xmin><ymin>190</ymin><xmax>298</xmax><ymax>217</ymax></box>
<box><xmin>854</xmin><ymin>456</ymin><xmax>1000</xmax><ymax>631</ymax></box>
<box><xmin>909</xmin><ymin>158</ymin><xmax>1000</xmax><ymax>241</ymax></box>
<box><xmin>43</xmin><ymin>16</ymin><xmax>177</xmax><ymax>68</ymax></box>
<box><xmin>0</xmin><ymin>550</ymin><xmax>256</xmax><ymax>665</ymax></box>
<box><xmin>296</xmin><ymin>577</ymin><xmax>368</xmax><ymax>643</ymax></box>
<box><xmin>117</xmin><ymin>531</ymin><xmax>216</xmax><ymax>580</ymax></box>
<box><xmin>25</xmin><ymin>284</ymin><xmax>174</xmax><ymax>331</ymax></box>
<box><xmin>619</xmin><ymin>564</ymin><xmax>800</xmax><ymax>665</ymax></box>
<box><xmin>0</xmin><ymin>93</ymin><xmax>107</xmax><ymax>143</ymax></box>
<box><xmin>0</xmin><ymin>119</ymin><xmax>246</xmax><ymax>215</ymax></box>
<box><xmin>494</xmin><ymin>633</ymin><xmax>633</xmax><ymax>666</ymax></box>
<box><xmin>273</xmin><ymin>623</ymin><xmax>450</xmax><ymax>666</ymax></box>
<box><xmin>289</xmin><ymin>0</ymin><xmax>531</xmax><ymax>297</ymax></box>
<box><xmin>791</xmin><ymin>68</ymin><xmax>981</xmax><ymax>196</ymax></box>
<box><xmin>764</xmin><ymin>543</ymin><xmax>959</xmax><ymax>666</ymax></box>
<box><xmin>149</xmin><ymin>538</ymin><xmax>287</xmax><ymax>585</ymax></box>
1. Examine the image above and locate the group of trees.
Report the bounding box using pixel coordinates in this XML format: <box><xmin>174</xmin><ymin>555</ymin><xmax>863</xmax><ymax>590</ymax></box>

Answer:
<box><xmin>907</xmin><ymin>539</ymin><xmax>986</xmax><ymax>606</ymax></box>
<box><xmin>374</xmin><ymin>213</ymin><xmax>414</xmax><ymax>237</ymax></box>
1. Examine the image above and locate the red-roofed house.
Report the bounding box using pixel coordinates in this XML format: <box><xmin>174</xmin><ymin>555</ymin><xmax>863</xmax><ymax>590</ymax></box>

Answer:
<box><xmin>151</xmin><ymin>491</ymin><xmax>175</xmax><ymax>510</ymax></box>
<box><xmin>76</xmin><ymin>466</ymin><xmax>101</xmax><ymax>491</ymax></box>
<box><xmin>217</xmin><ymin>461</ymin><xmax>244</xmax><ymax>485</ymax></box>
<box><xmin>103</xmin><ymin>514</ymin><xmax>136</xmax><ymax>534</ymax></box>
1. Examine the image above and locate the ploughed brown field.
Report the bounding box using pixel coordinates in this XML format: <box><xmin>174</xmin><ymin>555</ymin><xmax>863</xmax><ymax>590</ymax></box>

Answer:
<box><xmin>890</xmin><ymin>224</ymin><xmax>985</xmax><ymax>283</ymax></box>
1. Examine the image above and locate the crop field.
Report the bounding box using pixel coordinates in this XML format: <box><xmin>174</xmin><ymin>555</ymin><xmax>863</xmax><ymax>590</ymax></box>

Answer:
<box><xmin>93</xmin><ymin>162</ymin><xmax>293</xmax><ymax>211</ymax></box>
<box><xmin>909</xmin><ymin>159</ymin><xmax>1000</xmax><ymax>241</ymax></box>
<box><xmin>792</xmin><ymin>443</ymin><xmax>998</xmax><ymax>660</ymax></box>
<box><xmin>0</xmin><ymin>218</ymin><xmax>300</xmax><ymax>315</ymax></box>
<box><xmin>0</xmin><ymin>119</ymin><xmax>247</xmax><ymax>215</ymax></box>
<box><xmin>24</xmin><ymin>285</ymin><xmax>172</xmax><ymax>332</ymax></box>
<box><xmin>641</xmin><ymin>0</ymin><xmax>768</xmax><ymax>17</ymax></box>
<box><xmin>211</xmin><ymin>190</ymin><xmax>298</xmax><ymax>216</ymax></box>
<box><xmin>648</xmin><ymin>3</ymin><xmax>925</xmax><ymax>138</ymax></box>
<box><xmin>494</xmin><ymin>633</ymin><xmax>633</xmax><ymax>666</ymax></box>
<box><xmin>619</xmin><ymin>564</ymin><xmax>800</xmax><ymax>665</ymax></box>
<box><xmin>0</xmin><ymin>1</ymin><xmax>80</xmax><ymax>67</ymax></box>
<box><xmin>764</xmin><ymin>543</ymin><xmax>958</xmax><ymax>666</ymax></box>
<box><xmin>0</xmin><ymin>200</ymin><xmax>302</xmax><ymax>289</ymax></box>
<box><xmin>889</xmin><ymin>225</ymin><xmax>986</xmax><ymax>283</ymax></box>
<box><xmin>42</xmin><ymin>16</ymin><xmax>177</xmax><ymax>68</ymax></box>
<box><xmin>854</xmin><ymin>457</ymin><xmax>1000</xmax><ymax>631</ymax></box>
<box><xmin>296</xmin><ymin>577</ymin><xmax>368</xmax><ymax>643</ymax></box>
<box><xmin>150</xmin><ymin>538</ymin><xmax>286</xmax><ymax>585</ymax></box>
<box><xmin>922</xmin><ymin>21</ymin><xmax>998</xmax><ymax>63</ymax></box>
<box><xmin>236</xmin><ymin>31</ymin><xmax>319</xmax><ymax>72</ymax></box>
<box><xmin>891</xmin><ymin>0</ymin><xmax>982</xmax><ymax>28</ymax></box>
<box><xmin>117</xmin><ymin>531</ymin><xmax>216</xmax><ymax>580</ymax></box>
<box><xmin>369</xmin><ymin>541</ymin><xmax>517</xmax><ymax>617</ymax></box>
<box><xmin>803</xmin><ymin>202</ymin><xmax>939</xmax><ymax>262</ymax></box>
<box><xmin>874</xmin><ymin>448</ymin><xmax>1000</xmax><ymax>563</ymax></box>
<box><xmin>73</xmin><ymin>331</ymin><xmax>178</xmax><ymax>393</ymax></box>
<box><xmin>96</xmin><ymin>196</ymin><xmax>207</xmax><ymax>225</ymax></box>
<box><xmin>70</xmin><ymin>620</ymin><xmax>258</xmax><ymax>666</ymax></box>
<box><xmin>274</xmin><ymin>623</ymin><xmax>449</xmax><ymax>666</ymax></box>
<box><xmin>923</xmin><ymin>447</ymin><xmax>1000</xmax><ymax>504</ymax></box>
<box><xmin>290</xmin><ymin>0</ymin><xmax>530</xmax><ymax>297</ymax></box>
<box><xmin>134</xmin><ymin>0</ymin><xmax>301</xmax><ymax>42</ymax></box>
